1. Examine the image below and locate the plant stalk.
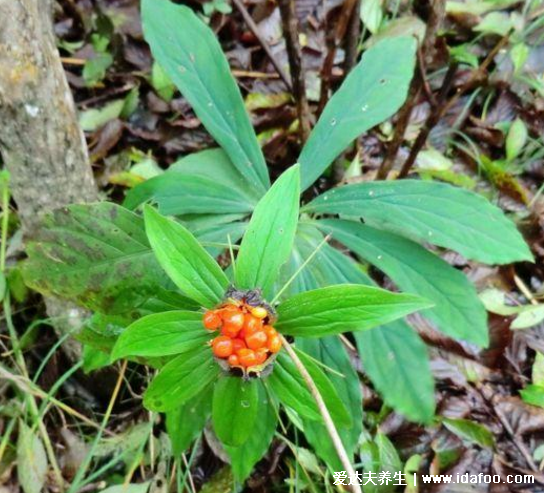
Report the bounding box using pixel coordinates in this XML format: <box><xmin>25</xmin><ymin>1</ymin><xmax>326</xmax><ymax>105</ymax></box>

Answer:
<box><xmin>279</xmin><ymin>335</ymin><xmax>362</xmax><ymax>493</ymax></box>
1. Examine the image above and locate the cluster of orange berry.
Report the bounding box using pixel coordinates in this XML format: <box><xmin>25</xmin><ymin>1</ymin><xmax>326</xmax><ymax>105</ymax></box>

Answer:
<box><xmin>203</xmin><ymin>302</ymin><xmax>281</xmax><ymax>369</ymax></box>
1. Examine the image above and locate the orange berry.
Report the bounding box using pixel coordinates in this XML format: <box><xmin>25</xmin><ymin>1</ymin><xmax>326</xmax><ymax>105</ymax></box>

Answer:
<box><xmin>264</xmin><ymin>325</ymin><xmax>277</xmax><ymax>337</ymax></box>
<box><xmin>237</xmin><ymin>348</ymin><xmax>258</xmax><ymax>367</ymax></box>
<box><xmin>250</xmin><ymin>306</ymin><xmax>268</xmax><ymax>319</ymax></box>
<box><xmin>221</xmin><ymin>324</ymin><xmax>241</xmax><ymax>338</ymax></box>
<box><xmin>203</xmin><ymin>311</ymin><xmax>221</xmax><ymax>330</ymax></box>
<box><xmin>244</xmin><ymin>313</ymin><xmax>263</xmax><ymax>331</ymax></box>
<box><xmin>212</xmin><ymin>336</ymin><xmax>233</xmax><ymax>358</ymax></box>
<box><xmin>254</xmin><ymin>348</ymin><xmax>268</xmax><ymax>365</ymax></box>
<box><xmin>245</xmin><ymin>330</ymin><xmax>267</xmax><ymax>350</ymax></box>
<box><xmin>267</xmin><ymin>333</ymin><xmax>282</xmax><ymax>353</ymax></box>
<box><xmin>232</xmin><ymin>338</ymin><xmax>247</xmax><ymax>352</ymax></box>
<box><xmin>228</xmin><ymin>354</ymin><xmax>240</xmax><ymax>366</ymax></box>
<box><xmin>221</xmin><ymin>310</ymin><xmax>244</xmax><ymax>329</ymax></box>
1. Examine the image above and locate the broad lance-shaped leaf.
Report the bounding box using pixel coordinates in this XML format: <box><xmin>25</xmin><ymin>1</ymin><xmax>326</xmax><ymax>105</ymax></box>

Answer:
<box><xmin>317</xmin><ymin>219</ymin><xmax>489</xmax><ymax>347</ymax></box>
<box><xmin>283</xmin><ymin>224</ymin><xmax>434</xmax><ymax>422</ymax></box>
<box><xmin>356</xmin><ymin>320</ymin><xmax>435</xmax><ymax>423</ymax></box>
<box><xmin>144</xmin><ymin>347</ymin><xmax>220</xmax><ymax>411</ymax></box>
<box><xmin>212</xmin><ymin>376</ymin><xmax>259</xmax><ymax>447</ymax></box>
<box><xmin>124</xmin><ymin>149</ymin><xmax>259</xmax><ymax>215</ymax></box>
<box><xmin>276</xmin><ymin>284</ymin><xmax>432</xmax><ymax>337</ymax></box>
<box><xmin>112</xmin><ymin>311</ymin><xmax>213</xmax><ymax>360</ymax></box>
<box><xmin>23</xmin><ymin>203</ymin><xmax>165</xmax><ymax>314</ymax></box>
<box><xmin>298</xmin><ymin>36</ymin><xmax>416</xmax><ymax>191</ymax></box>
<box><xmin>142</xmin><ymin>0</ymin><xmax>269</xmax><ymax>194</ymax></box>
<box><xmin>124</xmin><ymin>173</ymin><xmax>255</xmax><ymax>216</ymax></box>
<box><xmin>297</xmin><ymin>337</ymin><xmax>363</xmax><ymax>470</ymax></box>
<box><xmin>167</xmin><ymin>384</ymin><xmax>213</xmax><ymax>455</ymax></box>
<box><xmin>235</xmin><ymin>165</ymin><xmax>300</xmax><ymax>297</ymax></box>
<box><xmin>304</xmin><ymin>180</ymin><xmax>532</xmax><ymax>264</ymax></box>
<box><xmin>144</xmin><ymin>206</ymin><xmax>229</xmax><ymax>308</ymax></box>
<box><xmin>268</xmin><ymin>350</ymin><xmax>352</xmax><ymax>427</ymax></box>
<box><xmin>17</xmin><ymin>421</ymin><xmax>47</xmax><ymax>493</ymax></box>
<box><xmin>226</xmin><ymin>382</ymin><xmax>278</xmax><ymax>482</ymax></box>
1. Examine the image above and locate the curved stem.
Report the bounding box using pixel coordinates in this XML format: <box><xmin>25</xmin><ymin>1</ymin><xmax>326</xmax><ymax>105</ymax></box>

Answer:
<box><xmin>279</xmin><ymin>335</ymin><xmax>362</xmax><ymax>493</ymax></box>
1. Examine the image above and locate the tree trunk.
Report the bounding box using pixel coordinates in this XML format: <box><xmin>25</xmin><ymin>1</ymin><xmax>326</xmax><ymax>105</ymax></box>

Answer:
<box><xmin>0</xmin><ymin>0</ymin><xmax>98</xmax><ymax>358</ymax></box>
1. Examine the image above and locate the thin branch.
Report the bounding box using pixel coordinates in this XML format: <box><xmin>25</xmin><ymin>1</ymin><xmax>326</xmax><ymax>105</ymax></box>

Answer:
<box><xmin>343</xmin><ymin>0</ymin><xmax>361</xmax><ymax>75</ymax></box>
<box><xmin>396</xmin><ymin>32</ymin><xmax>511</xmax><ymax>178</ymax></box>
<box><xmin>279</xmin><ymin>336</ymin><xmax>362</xmax><ymax>493</ymax></box>
<box><xmin>272</xmin><ymin>234</ymin><xmax>332</xmax><ymax>304</ymax></box>
<box><xmin>277</xmin><ymin>0</ymin><xmax>312</xmax><ymax>142</ymax></box>
<box><xmin>317</xmin><ymin>0</ymin><xmax>359</xmax><ymax>115</ymax></box>
<box><xmin>398</xmin><ymin>61</ymin><xmax>458</xmax><ymax>177</ymax></box>
<box><xmin>231</xmin><ymin>0</ymin><xmax>292</xmax><ymax>91</ymax></box>
<box><xmin>375</xmin><ymin>0</ymin><xmax>446</xmax><ymax>179</ymax></box>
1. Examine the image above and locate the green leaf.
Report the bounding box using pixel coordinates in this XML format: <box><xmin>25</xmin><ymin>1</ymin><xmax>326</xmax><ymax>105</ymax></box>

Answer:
<box><xmin>151</xmin><ymin>61</ymin><xmax>176</xmax><ymax>101</ymax></box>
<box><xmin>305</xmin><ymin>180</ymin><xmax>532</xmax><ymax>264</ymax></box>
<box><xmin>360</xmin><ymin>433</ymin><xmax>402</xmax><ymax>493</ymax></box>
<box><xmin>442</xmin><ymin>418</ymin><xmax>495</xmax><ymax>448</ymax></box>
<box><xmin>276</xmin><ymin>284</ymin><xmax>431</xmax><ymax>337</ymax></box>
<box><xmin>100</xmin><ymin>484</ymin><xmax>150</xmax><ymax>493</ymax></box>
<box><xmin>79</xmin><ymin>99</ymin><xmax>124</xmax><ymax>131</ymax></box>
<box><xmin>226</xmin><ymin>382</ymin><xmax>278</xmax><ymax>482</ymax></box>
<box><xmin>298</xmin><ymin>37</ymin><xmax>416</xmax><ymax>190</ymax></box>
<box><xmin>112</xmin><ymin>311</ymin><xmax>212</xmax><ymax>360</ymax></box>
<box><xmin>143</xmin><ymin>347</ymin><xmax>220</xmax><ymax>411</ymax></box>
<box><xmin>283</xmin><ymin>224</ymin><xmax>435</xmax><ymax>422</ymax></box>
<box><xmin>212</xmin><ymin>376</ymin><xmax>259</xmax><ymax>447</ymax></box>
<box><xmin>520</xmin><ymin>385</ymin><xmax>544</xmax><ymax>409</ymax></box>
<box><xmin>144</xmin><ymin>206</ymin><xmax>229</xmax><ymax>308</ymax></box>
<box><xmin>167</xmin><ymin>384</ymin><xmax>213</xmax><ymax>455</ymax></box>
<box><xmin>297</xmin><ymin>337</ymin><xmax>363</xmax><ymax>470</ymax></box>
<box><xmin>360</xmin><ymin>0</ymin><xmax>383</xmax><ymax>33</ymax></box>
<box><xmin>124</xmin><ymin>174</ymin><xmax>255</xmax><ymax>216</ymax></box>
<box><xmin>356</xmin><ymin>320</ymin><xmax>434</xmax><ymax>423</ymax></box>
<box><xmin>23</xmin><ymin>203</ymin><xmax>165</xmax><ymax>314</ymax></box>
<box><xmin>506</xmin><ymin>118</ymin><xmax>528</xmax><ymax>162</ymax></box>
<box><xmin>124</xmin><ymin>149</ymin><xmax>258</xmax><ymax>214</ymax></box>
<box><xmin>142</xmin><ymin>0</ymin><xmax>269</xmax><ymax>194</ymax></box>
<box><xmin>317</xmin><ymin>219</ymin><xmax>489</xmax><ymax>347</ymax></box>
<box><xmin>235</xmin><ymin>165</ymin><xmax>300</xmax><ymax>296</ymax></box>
<box><xmin>511</xmin><ymin>305</ymin><xmax>544</xmax><ymax>329</ymax></box>
<box><xmin>17</xmin><ymin>421</ymin><xmax>48</xmax><ymax>493</ymax></box>
<box><xmin>268</xmin><ymin>350</ymin><xmax>351</xmax><ymax>427</ymax></box>
<box><xmin>82</xmin><ymin>345</ymin><xmax>111</xmax><ymax>373</ymax></box>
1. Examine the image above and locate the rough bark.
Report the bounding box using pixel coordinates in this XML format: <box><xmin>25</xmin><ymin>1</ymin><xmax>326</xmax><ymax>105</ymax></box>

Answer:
<box><xmin>0</xmin><ymin>0</ymin><xmax>98</xmax><ymax>358</ymax></box>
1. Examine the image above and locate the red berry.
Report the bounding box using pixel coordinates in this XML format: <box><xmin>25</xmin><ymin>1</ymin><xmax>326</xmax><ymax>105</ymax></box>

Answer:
<box><xmin>237</xmin><ymin>348</ymin><xmax>257</xmax><ymax>367</ymax></box>
<box><xmin>232</xmin><ymin>338</ymin><xmax>247</xmax><ymax>352</ymax></box>
<box><xmin>203</xmin><ymin>311</ymin><xmax>221</xmax><ymax>330</ymax></box>
<box><xmin>245</xmin><ymin>330</ymin><xmax>267</xmax><ymax>350</ymax></box>
<box><xmin>228</xmin><ymin>354</ymin><xmax>240</xmax><ymax>366</ymax></box>
<box><xmin>221</xmin><ymin>309</ymin><xmax>244</xmax><ymax>335</ymax></box>
<box><xmin>267</xmin><ymin>333</ymin><xmax>282</xmax><ymax>353</ymax></box>
<box><xmin>244</xmin><ymin>313</ymin><xmax>263</xmax><ymax>332</ymax></box>
<box><xmin>264</xmin><ymin>325</ymin><xmax>277</xmax><ymax>337</ymax></box>
<box><xmin>254</xmin><ymin>348</ymin><xmax>268</xmax><ymax>365</ymax></box>
<box><xmin>212</xmin><ymin>336</ymin><xmax>233</xmax><ymax>358</ymax></box>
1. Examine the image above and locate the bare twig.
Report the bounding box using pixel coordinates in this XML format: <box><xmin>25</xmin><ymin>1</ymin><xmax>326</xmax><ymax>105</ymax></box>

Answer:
<box><xmin>317</xmin><ymin>0</ymin><xmax>359</xmax><ymax>115</ymax></box>
<box><xmin>277</xmin><ymin>0</ymin><xmax>312</xmax><ymax>142</ymax></box>
<box><xmin>477</xmin><ymin>384</ymin><xmax>540</xmax><ymax>475</ymax></box>
<box><xmin>343</xmin><ymin>0</ymin><xmax>361</xmax><ymax>75</ymax></box>
<box><xmin>396</xmin><ymin>31</ymin><xmax>510</xmax><ymax>178</ymax></box>
<box><xmin>376</xmin><ymin>81</ymin><xmax>421</xmax><ymax>179</ymax></box>
<box><xmin>279</xmin><ymin>336</ymin><xmax>362</xmax><ymax>493</ymax></box>
<box><xmin>398</xmin><ymin>61</ymin><xmax>458</xmax><ymax>177</ymax></box>
<box><xmin>375</xmin><ymin>0</ymin><xmax>446</xmax><ymax>179</ymax></box>
<box><xmin>231</xmin><ymin>0</ymin><xmax>292</xmax><ymax>91</ymax></box>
